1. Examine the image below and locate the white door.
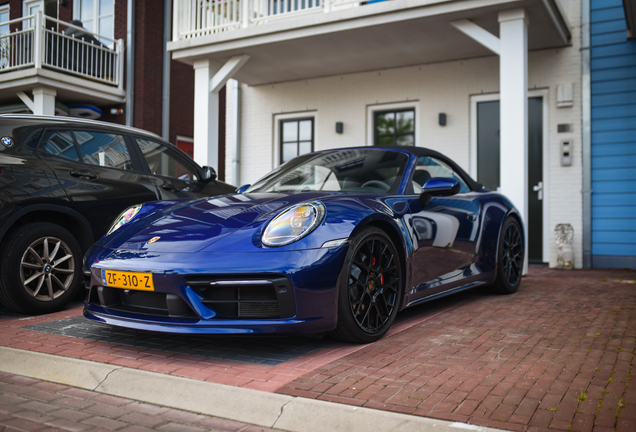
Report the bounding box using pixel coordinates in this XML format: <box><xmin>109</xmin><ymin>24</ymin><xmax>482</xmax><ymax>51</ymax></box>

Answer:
<box><xmin>23</xmin><ymin>0</ymin><xmax>44</xmax><ymax>29</ymax></box>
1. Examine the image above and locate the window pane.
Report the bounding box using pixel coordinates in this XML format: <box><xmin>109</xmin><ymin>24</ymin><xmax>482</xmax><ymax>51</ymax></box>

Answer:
<box><xmin>377</xmin><ymin>136</ymin><xmax>394</xmax><ymax>146</ymax></box>
<box><xmin>396</xmin><ymin>111</ymin><xmax>414</xmax><ymax>133</ymax></box>
<box><xmin>98</xmin><ymin>16</ymin><xmax>113</xmax><ymax>40</ymax></box>
<box><xmin>376</xmin><ymin>113</ymin><xmax>394</xmax><ymax>135</ymax></box>
<box><xmin>0</xmin><ymin>8</ymin><xmax>9</xmax><ymax>35</ymax></box>
<box><xmin>80</xmin><ymin>0</ymin><xmax>94</xmax><ymax>20</ymax></box>
<box><xmin>299</xmin><ymin>141</ymin><xmax>312</xmax><ymax>155</ymax></box>
<box><xmin>282</xmin><ymin>121</ymin><xmax>297</xmax><ymax>142</ymax></box>
<box><xmin>77</xmin><ymin>132</ymin><xmax>133</xmax><ymax>170</ymax></box>
<box><xmin>282</xmin><ymin>143</ymin><xmax>296</xmax><ymax>163</ymax></box>
<box><xmin>415</xmin><ymin>156</ymin><xmax>469</xmax><ymax>193</ymax></box>
<box><xmin>136</xmin><ymin>139</ymin><xmax>198</xmax><ymax>180</ymax></box>
<box><xmin>299</xmin><ymin>120</ymin><xmax>312</xmax><ymax>141</ymax></box>
<box><xmin>39</xmin><ymin>131</ymin><xmax>79</xmax><ymax>161</ymax></box>
<box><xmin>99</xmin><ymin>0</ymin><xmax>114</xmax><ymax>15</ymax></box>
<box><xmin>396</xmin><ymin>134</ymin><xmax>414</xmax><ymax>146</ymax></box>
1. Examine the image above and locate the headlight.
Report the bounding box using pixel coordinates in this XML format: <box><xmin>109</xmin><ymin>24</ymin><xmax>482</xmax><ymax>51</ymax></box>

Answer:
<box><xmin>107</xmin><ymin>204</ymin><xmax>143</xmax><ymax>235</ymax></box>
<box><xmin>262</xmin><ymin>201</ymin><xmax>326</xmax><ymax>247</ymax></box>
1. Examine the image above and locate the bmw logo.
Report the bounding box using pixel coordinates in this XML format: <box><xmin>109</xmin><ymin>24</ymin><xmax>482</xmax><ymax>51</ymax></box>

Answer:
<box><xmin>0</xmin><ymin>136</ymin><xmax>13</xmax><ymax>148</ymax></box>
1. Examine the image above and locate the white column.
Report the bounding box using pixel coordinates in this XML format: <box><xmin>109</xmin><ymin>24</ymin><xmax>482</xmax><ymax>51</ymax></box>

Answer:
<box><xmin>193</xmin><ymin>56</ymin><xmax>250</xmax><ymax>170</ymax></box>
<box><xmin>499</xmin><ymin>8</ymin><xmax>529</xmax><ymax>272</ymax></box>
<box><xmin>32</xmin><ymin>87</ymin><xmax>56</xmax><ymax>116</ymax></box>
<box><xmin>193</xmin><ymin>59</ymin><xmax>220</xmax><ymax>169</ymax></box>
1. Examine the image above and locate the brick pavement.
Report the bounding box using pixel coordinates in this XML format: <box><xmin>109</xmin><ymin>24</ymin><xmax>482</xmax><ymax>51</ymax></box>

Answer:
<box><xmin>277</xmin><ymin>267</ymin><xmax>636</xmax><ymax>432</ymax></box>
<box><xmin>0</xmin><ymin>371</ymin><xmax>285</xmax><ymax>432</ymax></box>
<box><xmin>1</xmin><ymin>266</ymin><xmax>635</xmax><ymax>432</ymax></box>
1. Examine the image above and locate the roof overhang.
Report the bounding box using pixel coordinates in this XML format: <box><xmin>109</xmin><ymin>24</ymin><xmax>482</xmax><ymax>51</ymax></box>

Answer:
<box><xmin>168</xmin><ymin>0</ymin><xmax>571</xmax><ymax>86</ymax></box>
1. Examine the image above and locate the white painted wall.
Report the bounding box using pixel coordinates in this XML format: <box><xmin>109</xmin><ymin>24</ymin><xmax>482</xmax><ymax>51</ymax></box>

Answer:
<box><xmin>225</xmin><ymin>1</ymin><xmax>583</xmax><ymax>268</ymax></box>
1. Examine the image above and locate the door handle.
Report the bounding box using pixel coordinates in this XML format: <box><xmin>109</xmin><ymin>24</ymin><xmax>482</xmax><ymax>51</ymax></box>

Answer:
<box><xmin>162</xmin><ymin>183</ymin><xmax>179</xmax><ymax>192</ymax></box>
<box><xmin>70</xmin><ymin>171</ymin><xmax>97</xmax><ymax>180</ymax></box>
<box><xmin>532</xmin><ymin>181</ymin><xmax>543</xmax><ymax>200</ymax></box>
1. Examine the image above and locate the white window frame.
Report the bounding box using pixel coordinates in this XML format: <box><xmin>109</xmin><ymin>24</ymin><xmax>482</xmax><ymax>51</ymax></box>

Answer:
<box><xmin>0</xmin><ymin>4</ymin><xmax>9</xmax><ymax>35</ymax></box>
<box><xmin>273</xmin><ymin>111</ymin><xmax>317</xmax><ymax>169</ymax></box>
<box><xmin>469</xmin><ymin>89</ymin><xmax>550</xmax><ymax>263</ymax></box>
<box><xmin>23</xmin><ymin>0</ymin><xmax>43</xmax><ymax>29</ymax></box>
<box><xmin>73</xmin><ymin>0</ymin><xmax>114</xmax><ymax>41</ymax></box>
<box><xmin>366</xmin><ymin>101</ymin><xmax>420</xmax><ymax>147</ymax></box>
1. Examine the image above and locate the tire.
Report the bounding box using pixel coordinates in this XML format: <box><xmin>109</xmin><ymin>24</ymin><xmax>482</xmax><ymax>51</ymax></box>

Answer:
<box><xmin>491</xmin><ymin>217</ymin><xmax>524</xmax><ymax>294</ymax></box>
<box><xmin>329</xmin><ymin>227</ymin><xmax>403</xmax><ymax>344</ymax></box>
<box><xmin>0</xmin><ymin>223</ymin><xmax>83</xmax><ymax>315</ymax></box>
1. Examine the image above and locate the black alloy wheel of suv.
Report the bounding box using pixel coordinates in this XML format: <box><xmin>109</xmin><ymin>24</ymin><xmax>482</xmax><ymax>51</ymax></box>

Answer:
<box><xmin>0</xmin><ymin>114</ymin><xmax>236</xmax><ymax>315</ymax></box>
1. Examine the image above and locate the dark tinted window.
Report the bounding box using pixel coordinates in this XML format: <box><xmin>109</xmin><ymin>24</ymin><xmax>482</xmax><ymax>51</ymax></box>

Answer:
<box><xmin>75</xmin><ymin>131</ymin><xmax>133</xmax><ymax>171</ymax></box>
<box><xmin>136</xmin><ymin>138</ymin><xmax>198</xmax><ymax>181</ymax></box>
<box><xmin>39</xmin><ymin>131</ymin><xmax>80</xmax><ymax>161</ymax></box>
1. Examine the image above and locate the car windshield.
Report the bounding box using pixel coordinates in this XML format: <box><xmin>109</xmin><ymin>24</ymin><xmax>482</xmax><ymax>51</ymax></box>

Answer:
<box><xmin>247</xmin><ymin>149</ymin><xmax>409</xmax><ymax>194</ymax></box>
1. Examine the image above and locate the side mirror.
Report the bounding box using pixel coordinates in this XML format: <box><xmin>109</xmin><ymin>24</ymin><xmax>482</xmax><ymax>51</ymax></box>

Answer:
<box><xmin>201</xmin><ymin>166</ymin><xmax>217</xmax><ymax>182</ymax></box>
<box><xmin>419</xmin><ymin>177</ymin><xmax>461</xmax><ymax>205</ymax></box>
<box><xmin>235</xmin><ymin>184</ymin><xmax>251</xmax><ymax>194</ymax></box>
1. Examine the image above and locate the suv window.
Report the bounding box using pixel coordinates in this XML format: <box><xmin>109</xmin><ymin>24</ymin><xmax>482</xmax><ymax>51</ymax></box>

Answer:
<box><xmin>136</xmin><ymin>138</ymin><xmax>198</xmax><ymax>181</ymax></box>
<box><xmin>411</xmin><ymin>156</ymin><xmax>470</xmax><ymax>194</ymax></box>
<box><xmin>75</xmin><ymin>131</ymin><xmax>133</xmax><ymax>171</ymax></box>
<box><xmin>39</xmin><ymin>131</ymin><xmax>80</xmax><ymax>161</ymax></box>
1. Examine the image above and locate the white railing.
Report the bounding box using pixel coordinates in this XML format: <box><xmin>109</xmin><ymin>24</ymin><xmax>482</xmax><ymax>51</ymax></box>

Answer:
<box><xmin>0</xmin><ymin>12</ymin><xmax>124</xmax><ymax>88</ymax></box>
<box><xmin>173</xmin><ymin>0</ymin><xmax>372</xmax><ymax>40</ymax></box>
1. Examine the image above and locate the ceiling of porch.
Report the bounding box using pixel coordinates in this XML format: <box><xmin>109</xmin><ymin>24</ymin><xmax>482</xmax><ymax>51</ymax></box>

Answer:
<box><xmin>168</xmin><ymin>0</ymin><xmax>572</xmax><ymax>86</ymax></box>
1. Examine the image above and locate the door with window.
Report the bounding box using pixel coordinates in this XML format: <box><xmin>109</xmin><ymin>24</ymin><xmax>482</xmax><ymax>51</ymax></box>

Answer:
<box><xmin>74</xmin><ymin>0</ymin><xmax>114</xmax><ymax>44</ymax></box>
<box><xmin>36</xmin><ymin>129</ymin><xmax>160</xmax><ymax>238</ymax></box>
<box><xmin>407</xmin><ymin>155</ymin><xmax>481</xmax><ymax>299</ymax></box>
<box><xmin>476</xmin><ymin>96</ymin><xmax>544</xmax><ymax>263</ymax></box>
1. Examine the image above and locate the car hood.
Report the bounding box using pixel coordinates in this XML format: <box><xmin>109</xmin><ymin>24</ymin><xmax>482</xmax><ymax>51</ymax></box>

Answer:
<box><xmin>104</xmin><ymin>192</ymin><xmax>353</xmax><ymax>253</ymax></box>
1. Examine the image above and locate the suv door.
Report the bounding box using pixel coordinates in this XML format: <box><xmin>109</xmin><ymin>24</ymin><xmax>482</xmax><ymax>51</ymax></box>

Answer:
<box><xmin>36</xmin><ymin>129</ymin><xmax>160</xmax><ymax>238</ymax></box>
<box><xmin>132</xmin><ymin>137</ymin><xmax>235</xmax><ymax>199</ymax></box>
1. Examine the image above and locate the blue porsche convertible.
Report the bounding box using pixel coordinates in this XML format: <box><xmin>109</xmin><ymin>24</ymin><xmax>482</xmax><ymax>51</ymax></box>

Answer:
<box><xmin>83</xmin><ymin>147</ymin><xmax>524</xmax><ymax>343</ymax></box>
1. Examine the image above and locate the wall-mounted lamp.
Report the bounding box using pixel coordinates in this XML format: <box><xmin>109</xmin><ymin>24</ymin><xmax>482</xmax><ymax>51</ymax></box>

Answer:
<box><xmin>335</xmin><ymin>122</ymin><xmax>343</xmax><ymax>134</ymax></box>
<box><xmin>438</xmin><ymin>113</ymin><xmax>447</xmax><ymax>126</ymax></box>
<box><xmin>110</xmin><ymin>108</ymin><xmax>124</xmax><ymax>115</ymax></box>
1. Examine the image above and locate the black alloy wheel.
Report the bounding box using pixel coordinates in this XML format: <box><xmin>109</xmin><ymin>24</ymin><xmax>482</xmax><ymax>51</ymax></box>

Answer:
<box><xmin>492</xmin><ymin>217</ymin><xmax>524</xmax><ymax>294</ymax></box>
<box><xmin>330</xmin><ymin>227</ymin><xmax>403</xmax><ymax>343</ymax></box>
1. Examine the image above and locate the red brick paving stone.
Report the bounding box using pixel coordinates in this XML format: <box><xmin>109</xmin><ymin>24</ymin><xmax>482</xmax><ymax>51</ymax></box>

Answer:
<box><xmin>83</xmin><ymin>403</ymin><xmax>130</xmax><ymax>419</ymax></box>
<box><xmin>44</xmin><ymin>418</ymin><xmax>92</xmax><ymax>432</ymax></box>
<box><xmin>81</xmin><ymin>415</ymin><xmax>129</xmax><ymax>430</ymax></box>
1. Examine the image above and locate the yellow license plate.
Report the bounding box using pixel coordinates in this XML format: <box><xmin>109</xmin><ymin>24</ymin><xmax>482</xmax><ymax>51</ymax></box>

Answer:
<box><xmin>101</xmin><ymin>270</ymin><xmax>154</xmax><ymax>291</ymax></box>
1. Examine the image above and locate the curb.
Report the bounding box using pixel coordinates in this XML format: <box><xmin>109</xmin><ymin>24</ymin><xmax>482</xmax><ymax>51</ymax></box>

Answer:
<box><xmin>0</xmin><ymin>346</ymin><xmax>508</xmax><ymax>432</ymax></box>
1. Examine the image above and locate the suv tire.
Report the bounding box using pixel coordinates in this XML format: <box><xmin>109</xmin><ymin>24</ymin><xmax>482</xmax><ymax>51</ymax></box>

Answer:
<box><xmin>0</xmin><ymin>223</ymin><xmax>83</xmax><ymax>314</ymax></box>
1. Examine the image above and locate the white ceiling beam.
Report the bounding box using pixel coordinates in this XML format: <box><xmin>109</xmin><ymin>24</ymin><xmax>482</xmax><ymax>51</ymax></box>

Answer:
<box><xmin>210</xmin><ymin>55</ymin><xmax>250</xmax><ymax>94</ymax></box>
<box><xmin>450</xmin><ymin>19</ymin><xmax>500</xmax><ymax>55</ymax></box>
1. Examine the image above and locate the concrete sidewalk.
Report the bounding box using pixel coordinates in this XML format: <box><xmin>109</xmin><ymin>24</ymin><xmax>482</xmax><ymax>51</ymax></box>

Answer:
<box><xmin>0</xmin><ymin>347</ymin><xmax>504</xmax><ymax>432</ymax></box>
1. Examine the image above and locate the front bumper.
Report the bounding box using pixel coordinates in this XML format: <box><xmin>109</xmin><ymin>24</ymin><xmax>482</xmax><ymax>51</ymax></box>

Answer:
<box><xmin>83</xmin><ymin>246</ymin><xmax>347</xmax><ymax>335</ymax></box>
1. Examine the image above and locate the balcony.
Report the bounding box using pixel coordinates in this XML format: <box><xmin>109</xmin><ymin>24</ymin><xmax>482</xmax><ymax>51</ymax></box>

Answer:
<box><xmin>168</xmin><ymin>0</ymin><xmax>571</xmax><ymax>85</ymax></box>
<box><xmin>0</xmin><ymin>12</ymin><xmax>125</xmax><ymax>108</ymax></box>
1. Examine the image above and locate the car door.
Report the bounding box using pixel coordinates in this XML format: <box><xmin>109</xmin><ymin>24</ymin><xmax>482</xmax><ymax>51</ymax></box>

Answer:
<box><xmin>406</xmin><ymin>155</ymin><xmax>481</xmax><ymax>300</ymax></box>
<box><xmin>36</xmin><ymin>129</ymin><xmax>161</xmax><ymax>239</ymax></box>
<box><xmin>132</xmin><ymin>137</ymin><xmax>234</xmax><ymax>199</ymax></box>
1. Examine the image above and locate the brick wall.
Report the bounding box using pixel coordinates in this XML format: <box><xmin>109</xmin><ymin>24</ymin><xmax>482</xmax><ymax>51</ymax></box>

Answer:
<box><xmin>226</xmin><ymin>0</ymin><xmax>583</xmax><ymax>268</ymax></box>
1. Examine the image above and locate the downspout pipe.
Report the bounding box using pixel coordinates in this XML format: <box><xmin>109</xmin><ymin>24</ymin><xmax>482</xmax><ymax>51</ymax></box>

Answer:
<box><xmin>582</xmin><ymin>0</ymin><xmax>592</xmax><ymax>268</ymax></box>
<box><xmin>126</xmin><ymin>0</ymin><xmax>135</xmax><ymax>126</ymax></box>
<box><xmin>232</xmin><ymin>80</ymin><xmax>241</xmax><ymax>186</ymax></box>
<box><xmin>162</xmin><ymin>0</ymin><xmax>171</xmax><ymax>140</ymax></box>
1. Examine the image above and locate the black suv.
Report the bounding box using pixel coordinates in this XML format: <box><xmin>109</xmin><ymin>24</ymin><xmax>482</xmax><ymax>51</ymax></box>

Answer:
<box><xmin>0</xmin><ymin>115</ymin><xmax>235</xmax><ymax>315</ymax></box>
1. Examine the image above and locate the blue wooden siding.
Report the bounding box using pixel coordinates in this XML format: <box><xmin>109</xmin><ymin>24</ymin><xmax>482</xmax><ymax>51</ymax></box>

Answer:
<box><xmin>591</xmin><ymin>0</ymin><xmax>636</xmax><ymax>265</ymax></box>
